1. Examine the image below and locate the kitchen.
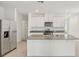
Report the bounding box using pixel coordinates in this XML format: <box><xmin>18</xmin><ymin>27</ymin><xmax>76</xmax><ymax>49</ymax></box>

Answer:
<box><xmin>0</xmin><ymin>1</ymin><xmax>79</xmax><ymax>57</ymax></box>
<box><xmin>27</xmin><ymin>12</ymin><xmax>79</xmax><ymax>56</ymax></box>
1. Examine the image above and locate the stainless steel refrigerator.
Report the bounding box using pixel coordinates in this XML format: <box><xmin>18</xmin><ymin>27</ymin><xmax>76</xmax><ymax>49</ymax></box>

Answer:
<box><xmin>0</xmin><ymin>20</ymin><xmax>17</xmax><ymax>56</ymax></box>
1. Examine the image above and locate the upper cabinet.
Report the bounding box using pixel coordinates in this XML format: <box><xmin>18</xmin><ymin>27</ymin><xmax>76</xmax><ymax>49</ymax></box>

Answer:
<box><xmin>45</xmin><ymin>14</ymin><xmax>65</xmax><ymax>27</ymax></box>
<box><xmin>44</xmin><ymin>14</ymin><xmax>53</xmax><ymax>22</ymax></box>
<box><xmin>4</xmin><ymin>8</ymin><xmax>15</xmax><ymax>20</ymax></box>
<box><xmin>53</xmin><ymin>16</ymin><xmax>65</xmax><ymax>27</ymax></box>
<box><xmin>30</xmin><ymin>13</ymin><xmax>45</xmax><ymax>27</ymax></box>
<box><xmin>29</xmin><ymin>13</ymin><xmax>65</xmax><ymax>28</ymax></box>
<box><xmin>0</xmin><ymin>7</ymin><xmax>4</xmax><ymax>19</ymax></box>
<box><xmin>0</xmin><ymin>6</ymin><xmax>15</xmax><ymax>20</ymax></box>
<box><xmin>0</xmin><ymin>7</ymin><xmax>15</xmax><ymax>20</ymax></box>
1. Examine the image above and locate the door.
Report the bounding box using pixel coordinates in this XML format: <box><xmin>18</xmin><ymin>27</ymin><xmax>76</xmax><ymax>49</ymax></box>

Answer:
<box><xmin>1</xmin><ymin>20</ymin><xmax>10</xmax><ymax>55</ymax></box>
<box><xmin>9</xmin><ymin>21</ymin><xmax>17</xmax><ymax>50</ymax></box>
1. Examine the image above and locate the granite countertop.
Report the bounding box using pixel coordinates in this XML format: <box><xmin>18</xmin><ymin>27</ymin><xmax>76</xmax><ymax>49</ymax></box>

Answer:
<box><xmin>28</xmin><ymin>35</ymin><xmax>79</xmax><ymax>40</ymax></box>
<box><xmin>30</xmin><ymin>30</ymin><xmax>64</xmax><ymax>33</ymax></box>
<box><xmin>30</xmin><ymin>27</ymin><xmax>65</xmax><ymax>33</ymax></box>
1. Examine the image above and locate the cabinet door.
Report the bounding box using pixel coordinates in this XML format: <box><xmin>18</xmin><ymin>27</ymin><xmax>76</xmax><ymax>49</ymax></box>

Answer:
<box><xmin>0</xmin><ymin>7</ymin><xmax>4</xmax><ymax>19</ymax></box>
<box><xmin>53</xmin><ymin>16</ymin><xmax>65</xmax><ymax>27</ymax></box>
<box><xmin>44</xmin><ymin>14</ymin><xmax>53</xmax><ymax>22</ymax></box>
<box><xmin>27</xmin><ymin>40</ymin><xmax>53</xmax><ymax>56</ymax></box>
<box><xmin>31</xmin><ymin>16</ymin><xmax>44</xmax><ymax>27</ymax></box>
<box><xmin>27</xmin><ymin>40</ymin><xmax>75</xmax><ymax>56</ymax></box>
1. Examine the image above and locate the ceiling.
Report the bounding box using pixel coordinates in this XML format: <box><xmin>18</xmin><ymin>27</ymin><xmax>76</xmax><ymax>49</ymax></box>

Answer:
<box><xmin>0</xmin><ymin>1</ymin><xmax>79</xmax><ymax>15</ymax></box>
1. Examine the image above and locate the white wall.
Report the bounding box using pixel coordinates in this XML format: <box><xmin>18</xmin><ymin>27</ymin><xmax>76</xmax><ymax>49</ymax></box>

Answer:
<box><xmin>21</xmin><ymin>15</ymin><xmax>28</xmax><ymax>41</ymax></box>
<box><xmin>16</xmin><ymin>12</ymin><xmax>21</xmax><ymax>42</ymax></box>
<box><xmin>16</xmin><ymin>12</ymin><xmax>28</xmax><ymax>42</ymax></box>
<box><xmin>16</xmin><ymin>12</ymin><xmax>23</xmax><ymax>42</ymax></box>
<box><xmin>68</xmin><ymin>14</ymin><xmax>79</xmax><ymax>38</ymax></box>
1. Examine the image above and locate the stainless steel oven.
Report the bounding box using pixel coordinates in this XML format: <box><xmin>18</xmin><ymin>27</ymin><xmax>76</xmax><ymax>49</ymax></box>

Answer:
<box><xmin>44</xmin><ymin>22</ymin><xmax>53</xmax><ymax>35</ymax></box>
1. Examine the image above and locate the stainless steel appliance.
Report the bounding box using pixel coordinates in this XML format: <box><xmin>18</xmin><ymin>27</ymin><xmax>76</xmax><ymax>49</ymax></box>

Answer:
<box><xmin>0</xmin><ymin>20</ymin><xmax>17</xmax><ymax>56</ymax></box>
<box><xmin>44</xmin><ymin>22</ymin><xmax>53</xmax><ymax>35</ymax></box>
<box><xmin>44</xmin><ymin>22</ymin><xmax>53</xmax><ymax>27</ymax></box>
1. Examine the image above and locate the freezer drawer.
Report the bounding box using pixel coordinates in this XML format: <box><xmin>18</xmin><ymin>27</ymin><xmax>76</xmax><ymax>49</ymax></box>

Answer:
<box><xmin>1</xmin><ymin>38</ymin><xmax>10</xmax><ymax>55</ymax></box>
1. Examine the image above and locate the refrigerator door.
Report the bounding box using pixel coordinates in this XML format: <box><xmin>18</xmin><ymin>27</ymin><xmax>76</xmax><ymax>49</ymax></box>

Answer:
<box><xmin>1</xmin><ymin>20</ymin><xmax>10</xmax><ymax>55</ymax></box>
<box><xmin>1</xmin><ymin>37</ymin><xmax>10</xmax><ymax>55</ymax></box>
<box><xmin>10</xmin><ymin>31</ymin><xmax>17</xmax><ymax>50</ymax></box>
<box><xmin>9</xmin><ymin>21</ymin><xmax>17</xmax><ymax>50</ymax></box>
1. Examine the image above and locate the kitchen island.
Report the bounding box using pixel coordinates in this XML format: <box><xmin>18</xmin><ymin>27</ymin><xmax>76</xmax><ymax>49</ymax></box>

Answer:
<box><xmin>27</xmin><ymin>35</ymin><xmax>79</xmax><ymax>56</ymax></box>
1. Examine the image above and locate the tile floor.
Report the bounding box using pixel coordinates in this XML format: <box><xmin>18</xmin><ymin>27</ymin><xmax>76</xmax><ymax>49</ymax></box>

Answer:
<box><xmin>4</xmin><ymin>40</ymin><xmax>27</xmax><ymax>57</ymax></box>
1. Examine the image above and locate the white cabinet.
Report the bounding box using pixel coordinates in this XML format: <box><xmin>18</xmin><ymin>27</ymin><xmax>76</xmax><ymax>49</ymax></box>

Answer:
<box><xmin>29</xmin><ymin>13</ymin><xmax>45</xmax><ymax>27</ymax></box>
<box><xmin>31</xmin><ymin>16</ymin><xmax>44</xmax><ymax>27</ymax></box>
<box><xmin>45</xmin><ymin>14</ymin><xmax>65</xmax><ymax>27</ymax></box>
<box><xmin>27</xmin><ymin>40</ymin><xmax>52</xmax><ymax>56</ymax></box>
<box><xmin>29</xmin><ymin>13</ymin><xmax>65</xmax><ymax>28</ymax></box>
<box><xmin>53</xmin><ymin>16</ymin><xmax>65</xmax><ymax>27</ymax></box>
<box><xmin>0</xmin><ymin>7</ymin><xmax>4</xmax><ymax>19</ymax></box>
<box><xmin>4</xmin><ymin>8</ymin><xmax>15</xmax><ymax>20</ymax></box>
<box><xmin>44</xmin><ymin>14</ymin><xmax>53</xmax><ymax>22</ymax></box>
<box><xmin>27</xmin><ymin>40</ymin><xmax>75</xmax><ymax>56</ymax></box>
<box><xmin>0</xmin><ymin>7</ymin><xmax>15</xmax><ymax>20</ymax></box>
<box><xmin>28</xmin><ymin>13</ymin><xmax>65</xmax><ymax>36</ymax></box>
<box><xmin>29</xmin><ymin>13</ymin><xmax>45</xmax><ymax>36</ymax></box>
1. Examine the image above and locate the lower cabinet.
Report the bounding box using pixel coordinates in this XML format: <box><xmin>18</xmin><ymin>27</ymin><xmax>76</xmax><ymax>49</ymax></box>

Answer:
<box><xmin>27</xmin><ymin>40</ymin><xmax>75</xmax><ymax>56</ymax></box>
